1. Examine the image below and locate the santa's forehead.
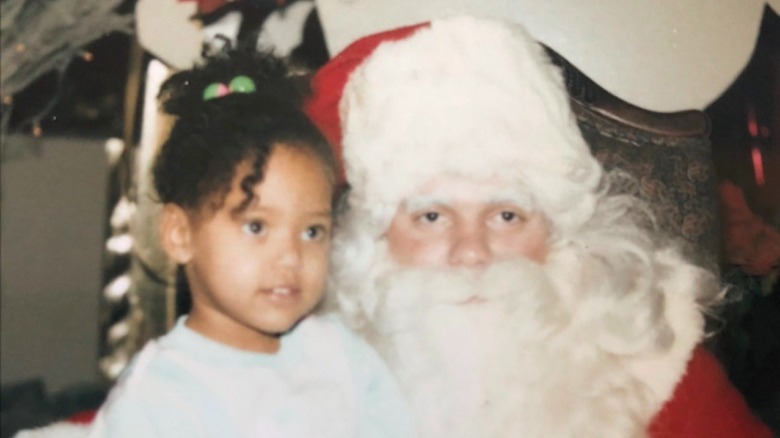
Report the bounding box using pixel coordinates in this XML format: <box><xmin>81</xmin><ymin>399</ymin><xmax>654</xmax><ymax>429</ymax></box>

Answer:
<box><xmin>402</xmin><ymin>175</ymin><xmax>534</xmax><ymax>210</ymax></box>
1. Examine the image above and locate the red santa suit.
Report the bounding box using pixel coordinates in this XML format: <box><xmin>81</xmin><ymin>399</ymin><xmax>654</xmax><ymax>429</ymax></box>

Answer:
<box><xmin>649</xmin><ymin>347</ymin><xmax>771</xmax><ymax>437</ymax></box>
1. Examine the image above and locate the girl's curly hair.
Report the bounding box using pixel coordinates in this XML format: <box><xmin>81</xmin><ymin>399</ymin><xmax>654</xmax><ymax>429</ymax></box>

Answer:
<box><xmin>153</xmin><ymin>47</ymin><xmax>336</xmax><ymax>214</ymax></box>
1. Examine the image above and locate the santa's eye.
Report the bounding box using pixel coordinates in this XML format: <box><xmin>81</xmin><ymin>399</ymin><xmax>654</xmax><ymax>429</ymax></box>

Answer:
<box><xmin>489</xmin><ymin>208</ymin><xmax>528</xmax><ymax>228</ymax></box>
<box><xmin>242</xmin><ymin>220</ymin><xmax>264</xmax><ymax>235</ymax></box>
<box><xmin>421</xmin><ymin>212</ymin><xmax>440</xmax><ymax>222</ymax></box>
<box><xmin>500</xmin><ymin>211</ymin><xmax>518</xmax><ymax>222</ymax></box>
<box><xmin>410</xmin><ymin>206</ymin><xmax>451</xmax><ymax>229</ymax></box>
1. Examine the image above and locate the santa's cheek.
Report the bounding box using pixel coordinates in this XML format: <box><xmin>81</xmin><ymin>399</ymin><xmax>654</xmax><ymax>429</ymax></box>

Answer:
<box><xmin>491</xmin><ymin>228</ymin><xmax>548</xmax><ymax>264</ymax></box>
<box><xmin>387</xmin><ymin>235</ymin><xmax>440</xmax><ymax>266</ymax></box>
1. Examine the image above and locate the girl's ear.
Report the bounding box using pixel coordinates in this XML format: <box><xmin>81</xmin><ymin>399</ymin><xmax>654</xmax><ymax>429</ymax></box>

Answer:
<box><xmin>160</xmin><ymin>204</ymin><xmax>194</xmax><ymax>264</ymax></box>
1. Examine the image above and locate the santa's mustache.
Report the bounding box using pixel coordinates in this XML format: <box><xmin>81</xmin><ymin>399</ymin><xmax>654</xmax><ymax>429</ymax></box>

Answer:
<box><xmin>367</xmin><ymin>257</ymin><xmax>569</xmax><ymax>336</ymax></box>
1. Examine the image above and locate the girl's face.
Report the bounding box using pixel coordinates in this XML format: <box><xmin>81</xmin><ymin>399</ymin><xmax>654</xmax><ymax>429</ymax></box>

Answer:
<box><xmin>166</xmin><ymin>146</ymin><xmax>333</xmax><ymax>353</ymax></box>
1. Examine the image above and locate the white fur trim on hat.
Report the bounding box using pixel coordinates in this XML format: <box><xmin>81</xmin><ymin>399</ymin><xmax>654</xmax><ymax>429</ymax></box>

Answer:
<box><xmin>339</xmin><ymin>16</ymin><xmax>603</xmax><ymax>233</ymax></box>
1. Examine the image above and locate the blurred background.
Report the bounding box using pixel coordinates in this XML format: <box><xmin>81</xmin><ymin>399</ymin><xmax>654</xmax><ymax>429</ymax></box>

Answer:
<box><xmin>1</xmin><ymin>1</ymin><xmax>778</xmax><ymax>436</ymax></box>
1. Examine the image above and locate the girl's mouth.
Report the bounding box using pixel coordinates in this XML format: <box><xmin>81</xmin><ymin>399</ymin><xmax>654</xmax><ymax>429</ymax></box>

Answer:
<box><xmin>271</xmin><ymin>287</ymin><xmax>294</xmax><ymax>296</ymax></box>
<box><xmin>261</xmin><ymin>286</ymin><xmax>301</xmax><ymax>302</ymax></box>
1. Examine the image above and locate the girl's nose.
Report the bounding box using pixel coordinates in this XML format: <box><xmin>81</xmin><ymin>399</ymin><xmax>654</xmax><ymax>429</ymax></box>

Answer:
<box><xmin>276</xmin><ymin>235</ymin><xmax>302</xmax><ymax>269</ymax></box>
<box><xmin>448</xmin><ymin>223</ymin><xmax>491</xmax><ymax>268</ymax></box>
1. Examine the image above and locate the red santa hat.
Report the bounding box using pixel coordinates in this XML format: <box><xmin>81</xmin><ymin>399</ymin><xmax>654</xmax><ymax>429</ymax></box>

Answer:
<box><xmin>306</xmin><ymin>16</ymin><xmax>603</xmax><ymax>234</ymax></box>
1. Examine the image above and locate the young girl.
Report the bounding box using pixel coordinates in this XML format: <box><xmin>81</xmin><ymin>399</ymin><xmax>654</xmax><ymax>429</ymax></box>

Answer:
<box><xmin>88</xmin><ymin>48</ymin><xmax>414</xmax><ymax>437</ymax></box>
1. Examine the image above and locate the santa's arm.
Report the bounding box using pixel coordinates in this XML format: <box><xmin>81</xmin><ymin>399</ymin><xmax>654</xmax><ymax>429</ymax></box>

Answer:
<box><xmin>648</xmin><ymin>346</ymin><xmax>773</xmax><ymax>438</ymax></box>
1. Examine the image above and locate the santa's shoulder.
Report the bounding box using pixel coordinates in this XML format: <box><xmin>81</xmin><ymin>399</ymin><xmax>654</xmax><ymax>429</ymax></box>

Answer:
<box><xmin>648</xmin><ymin>346</ymin><xmax>773</xmax><ymax>437</ymax></box>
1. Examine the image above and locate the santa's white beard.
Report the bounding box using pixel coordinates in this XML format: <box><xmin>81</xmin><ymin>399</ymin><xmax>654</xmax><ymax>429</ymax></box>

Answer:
<box><xmin>367</xmin><ymin>259</ymin><xmax>561</xmax><ymax>437</ymax></box>
<box><xmin>345</xmin><ymin>255</ymin><xmax>656</xmax><ymax>438</ymax></box>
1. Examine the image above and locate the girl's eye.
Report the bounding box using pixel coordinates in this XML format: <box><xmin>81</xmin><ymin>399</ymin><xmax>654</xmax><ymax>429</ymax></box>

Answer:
<box><xmin>303</xmin><ymin>225</ymin><xmax>329</xmax><ymax>241</ymax></box>
<box><xmin>242</xmin><ymin>220</ymin><xmax>264</xmax><ymax>235</ymax></box>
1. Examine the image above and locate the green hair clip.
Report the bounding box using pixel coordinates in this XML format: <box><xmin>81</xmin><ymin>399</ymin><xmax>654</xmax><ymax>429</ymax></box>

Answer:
<box><xmin>203</xmin><ymin>75</ymin><xmax>257</xmax><ymax>101</ymax></box>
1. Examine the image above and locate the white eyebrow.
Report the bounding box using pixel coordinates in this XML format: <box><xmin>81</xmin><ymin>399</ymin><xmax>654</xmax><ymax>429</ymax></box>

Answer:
<box><xmin>485</xmin><ymin>192</ymin><xmax>535</xmax><ymax>211</ymax></box>
<box><xmin>402</xmin><ymin>190</ymin><xmax>535</xmax><ymax>212</ymax></box>
<box><xmin>403</xmin><ymin>195</ymin><xmax>448</xmax><ymax>213</ymax></box>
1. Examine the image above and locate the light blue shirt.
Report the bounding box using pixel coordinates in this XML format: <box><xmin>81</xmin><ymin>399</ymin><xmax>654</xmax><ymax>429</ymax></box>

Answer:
<box><xmin>89</xmin><ymin>314</ymin><xmax>415</xmax><ymax>437</ymax></box>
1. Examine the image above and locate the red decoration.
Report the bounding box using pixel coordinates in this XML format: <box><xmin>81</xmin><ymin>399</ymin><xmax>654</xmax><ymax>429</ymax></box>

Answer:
<box><xmin>719</xmin><ymin>181</ymin><xmax>780</xmax><ymax>275</ymax></box>
<box><xmin>179</xmin><ymin>0</ymin><xmax>232</xmax><ymax>15</ymax></box>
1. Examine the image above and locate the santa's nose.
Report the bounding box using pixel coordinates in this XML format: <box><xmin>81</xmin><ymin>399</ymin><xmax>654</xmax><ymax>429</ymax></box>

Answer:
<box><xmin>449</xmin><ymin>223</ymin><xmax>491</xmax><ymax>267</ymax></box>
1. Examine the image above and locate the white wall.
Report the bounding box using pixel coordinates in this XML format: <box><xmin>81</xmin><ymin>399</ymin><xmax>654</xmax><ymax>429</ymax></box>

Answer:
<box><xmin>1</xmin><ymin>135</ymin><xmax>108</xmax><ymax>392</ymax></box>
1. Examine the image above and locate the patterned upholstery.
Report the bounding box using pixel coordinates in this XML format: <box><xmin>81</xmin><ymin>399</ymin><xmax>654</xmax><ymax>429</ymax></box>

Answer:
<box><xmin>547</xmin><ymin>47</ymin><xmax>720</xmax><ymax>271</ymax></box>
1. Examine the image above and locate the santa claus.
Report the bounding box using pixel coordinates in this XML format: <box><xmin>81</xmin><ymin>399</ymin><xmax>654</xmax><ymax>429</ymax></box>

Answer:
<box><xmin>306</xmin><ymin>16</ymin><xmax>772</xmax><ymax>437</ymax></box>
